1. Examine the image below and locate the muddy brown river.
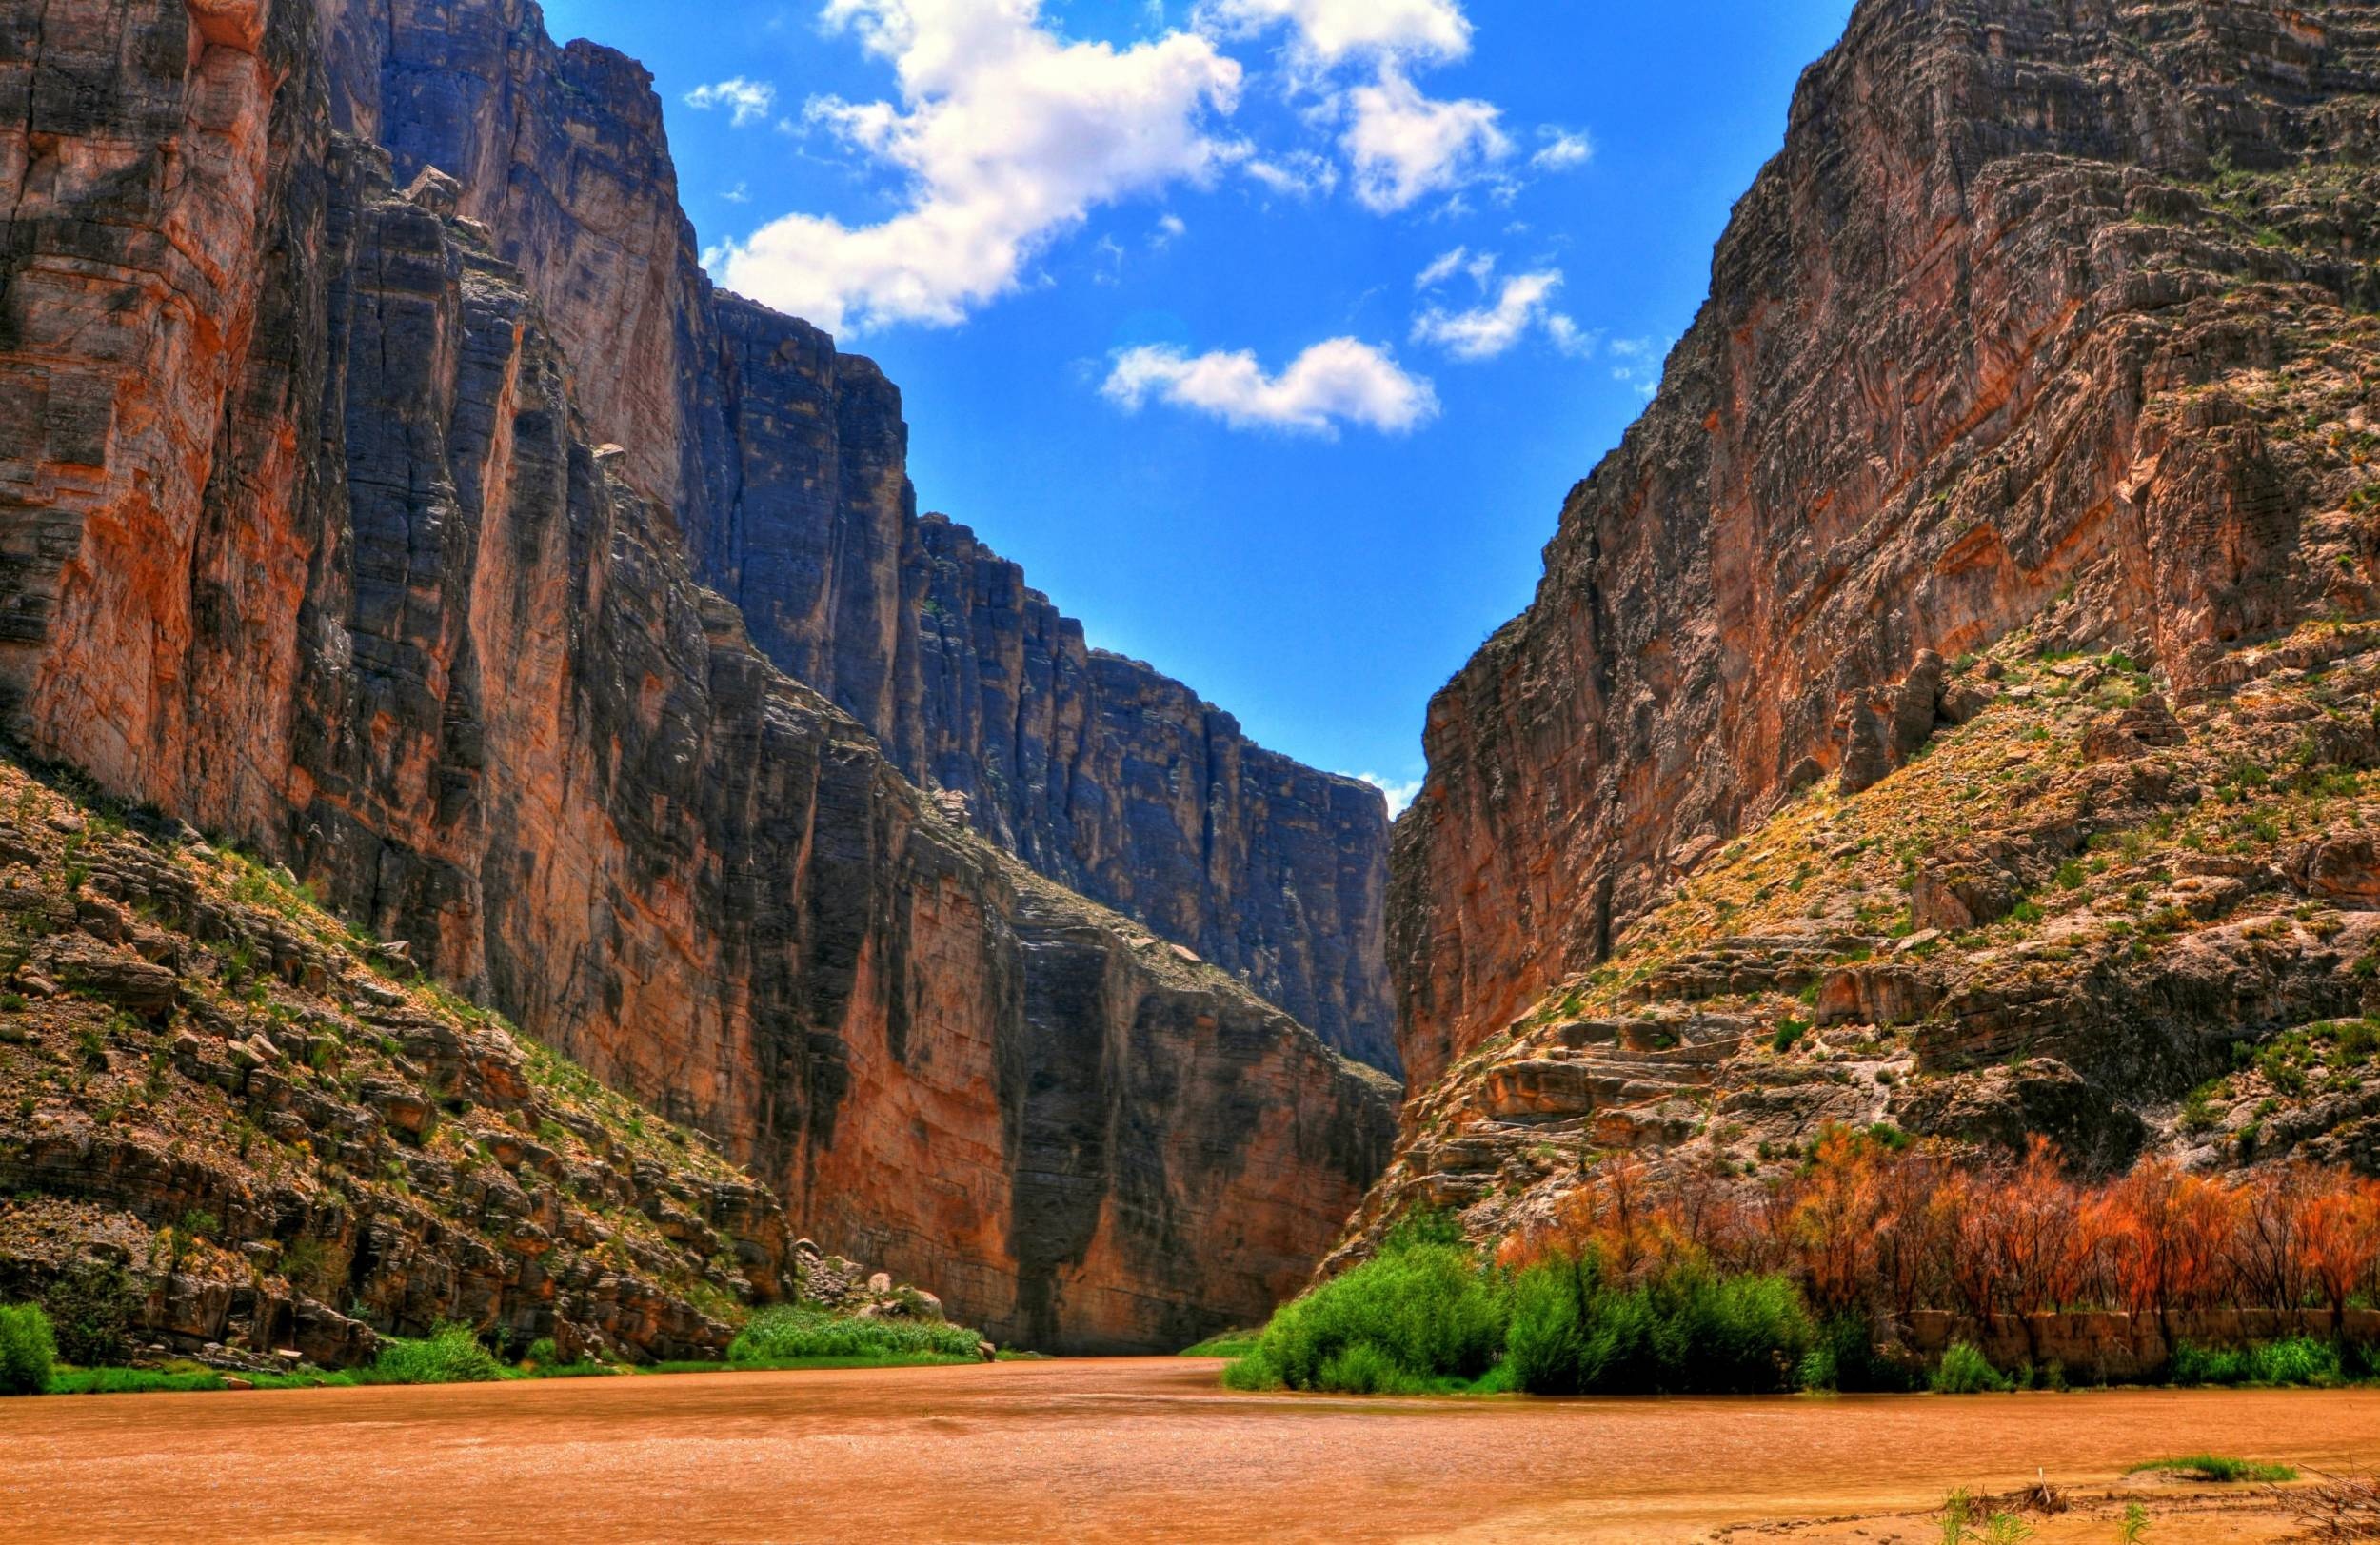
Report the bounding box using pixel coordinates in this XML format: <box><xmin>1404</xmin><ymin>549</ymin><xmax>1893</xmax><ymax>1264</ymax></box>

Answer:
<box><xmin>6</xmin><ymin>1357</ymin><xmax>2379</xmax><ymax>1541</ymax></box>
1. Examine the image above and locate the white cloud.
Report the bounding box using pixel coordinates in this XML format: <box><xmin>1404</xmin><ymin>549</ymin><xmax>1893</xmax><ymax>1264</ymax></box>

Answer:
<box><xmin>1532</xmin><ymin>128</ymin><xmax>1592</xmax><ymax>171</ymax></box>
<box><xmin>1101</xmin><ymin>336</ymin><xmax>1438</xmax><ymax>435</ymax></box>
<box><xmin>1091</xmin><ymin>234</ymin><xmax>1128</xmax><ymax>284</ymax></box>
<box><xmin>684</xmin><ymin>77</ymin><xmax>778</xmax><ymax>127</ymax></box>
<box><xmin>1413</xmin><ymin>247</ymin><xmax>1468</xmax><ymax>288</ymax></box>
<box><xmin>1201</xmin><ymin>0</ymin><xmax>1470</xmax><ymax>64</ymax></box>
<box><xmin>709</xmin><ymin>0</ymin><xmax>1242</xmax><ymax>331</ymax></box>
<box><xmin>1412</xmin><ymin>245</ymin><xmax>1496</xmax><ymax>290</ymax></box>
<box><xmin>1413</xmin><ymin>267</ymin><xmax>1584</xmax><ymax>360</ymax></box>
<box><xmin>1342</xmin><ymin>67</ymin><xmax>1511</xmax><ymax>213</ymax></box>
<box><xmin>1544</xmin><ymin>313</ymin><xmax>1597</xmax><ymax>356</ymax></box>
<box><xmin>1151</xmin><ymin>212</ymin><xmax>1187</xmax><ymax>249</ymax></box>
<box><xmin>1608</xmin><ymin>334</ymin><xmax>1670</xmax><ymax>395</ymax></box>
<box><xmin>1346</xmin><ymin>770</ymin><xmax>1424</xmax><ymax>815</ymax></box>
<box><xmin>722</xmin><ymin>181</ymin><xmax>751</xmax><ymax>204</ymax></box>
<box><xmin>1241</xmin><ymin>148</ymin><xmax>1339</xmax><ymax>198</ymax></box>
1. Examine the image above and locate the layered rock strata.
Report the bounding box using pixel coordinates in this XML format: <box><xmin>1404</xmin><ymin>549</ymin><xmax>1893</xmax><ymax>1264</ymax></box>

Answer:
<box><xmin>1392</xmin><ymin>0</ymin><xmax>2380</xmax><ymax>1095</ymax></box>
<box><xmin>1353</xmin><ymin>0</ymin><xmax>2380</xmax><ymax>1263</ymax></box>
<box><xmin>0</xmin><ymin>0</ymin><xmax>1393</xmax><ymax>1352</ymax></box>
<box><xmin>314</xmin><ymin>0</ymin><xmax>1397</xmax><ymax>1071</ymax></box>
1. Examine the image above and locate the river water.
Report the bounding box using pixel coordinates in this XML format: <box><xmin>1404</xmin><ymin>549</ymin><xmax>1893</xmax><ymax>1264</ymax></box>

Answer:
<box><xmin>5</xmin><ymin>1357</ymin><xmax>2377</xmax><ymax>1541</ymax></box>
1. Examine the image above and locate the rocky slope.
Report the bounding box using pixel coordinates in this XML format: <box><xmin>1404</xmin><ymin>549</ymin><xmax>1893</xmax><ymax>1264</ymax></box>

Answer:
<box><xmin>315</xmin><ymin>0</ymin><xmax>1397</xmax><ymax>1072</ymax></box>
<box><xmin>0</xmin><ymin>750</ymin><xmax>939</xmax><ymax>1369</ymax></box>
<box><xmin>0</xmin><ymin>0</ymin><xmax>1393</xmax><ymax>1352</ymax></box>
<box><xmin>1365</xmin><ymin>0</ymin><xmax>2380</xmax><ymax>1255</ymax></box>
<box><xmin>1340</xmin><ymin>628</ymin><xmax>2380</xmax><ymax>1261</ymax></box>
<box><xmin>1393</xmin><ymin>0</ymin><xmax>2380</xmax><ymax>1094</ymax></box>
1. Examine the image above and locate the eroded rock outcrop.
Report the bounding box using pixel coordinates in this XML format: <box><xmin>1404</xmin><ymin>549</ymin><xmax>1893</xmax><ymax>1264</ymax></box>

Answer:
<box><xmin>0</xmin><ymin>0</ymin><xmax>1393</xmax><ymax>1352</ymax></box>
<box><xmin>1392</xmin><ymin>0</ymin><xmax>2380</xmax><ymax>1096</ymax></box>
<box><xmin>313</xmin><ymin>0</ymin><xmax>1397</xmax><ymax>1071</ymax></box>
<box><xmin>1352</xmin><ymin>0</ymin><xmax>2380</xmax><ymax>1266</ymax></box>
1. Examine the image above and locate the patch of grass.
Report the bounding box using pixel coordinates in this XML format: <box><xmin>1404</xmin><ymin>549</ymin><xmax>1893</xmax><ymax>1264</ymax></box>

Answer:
<box><xmin>1929</xmin><ymin>1340</ymin><xmax>2011</xmax><ymax>1395</ymax></box>
<box><xmin>2169</xmin><ymin>1337</ymin><xmax>2341</xmax><ymax>1388</ymax></box>
<box><xmin>637</xmin><ymin>1353</ymin><xmax>977</xmax><ymax>1376</ymax></box>
<box><xmin>43</xmin><ymin>1366</ymin><xmax>227</xmax><ymax>1396</ymax></box>
<box><xmin>237</xmin><ymin>1369</ymin><xmax>349</xmax><ymax>1392</ymax></box>
<box><xmin>1179</xmin><ymin>1330</ymin><xmax>1262</xmax><ymax>1358</ymax></box>
<box><xmin>728</xmin><ymin>1305</ymin><xmax>983</xmax><ymax>1364</ymax></box>
<box><xmin>2126</xmin><ymin>1455</ymin><xmax>2298</xmax><ymax>1484</ymax></box>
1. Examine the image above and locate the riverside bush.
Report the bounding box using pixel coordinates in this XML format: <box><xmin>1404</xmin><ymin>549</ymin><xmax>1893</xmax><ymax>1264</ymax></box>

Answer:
<box><xmin>1930</xmin><ymin>1341</ymin><xmax>2010</xmax><ymax>1394</ymax></box>
<box><xmin>1503</xmin><ymin>1256</ymin><xmax>1814</xmax><ymax>1396</ymax></box>
<box><xmin>2169</xmin><ymin>1336</ymin><xmax>2342</xmax><ymax>1388</ymax></box>
<box><xmin>0</xmin><ymin>1303</ymin><xmax>57</xmax><ymax>1395</ymax></box>
<box><xmin>728</xmin><ymin>1305</ymin><xmax>982</xmax><ymax>1364</ymax></box>
<box><xmin>41</xmin><ymin>1259</ymin><xmax>138</xmax><ymax>1367</ymax></box>
<box><xmin>361</xmin><ymin>1322</ymin><xmax>507</xmax><ymax>1385</ymax></box>
<box><xmin>1223</xmin><ymin>1237</ymin><xmax>1509</xmax><ymax>1394</ymax></box>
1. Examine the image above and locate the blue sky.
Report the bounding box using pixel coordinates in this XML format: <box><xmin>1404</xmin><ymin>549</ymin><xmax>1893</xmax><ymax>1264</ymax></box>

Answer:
<box><xmin>543</xmin><ymin>0</ymin><xmax>1858</xmax><ymax>806</ymax></box>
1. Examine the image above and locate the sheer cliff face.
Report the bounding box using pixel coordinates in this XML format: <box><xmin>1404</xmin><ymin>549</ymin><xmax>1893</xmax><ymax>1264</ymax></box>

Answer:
<box><xmin>0</xmin><ymin>0</ymin><xmax>1393</xmax><ymax>1353</ymax></box>
<box><xmin>1392</xmin><ymin>0</ymin><xmax>2380</xmax><ymax>1096</ymax></box>
<box><xmin>312</xmin><ymin>0</ymin><xmax>1398</xmax><ymax>1073</ymax></box>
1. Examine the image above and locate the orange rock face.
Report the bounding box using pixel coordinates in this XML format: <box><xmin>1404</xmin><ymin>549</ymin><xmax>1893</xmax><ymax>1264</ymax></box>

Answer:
<box><xmin>1390</xmin><ymin>0</ymin><xmax>2380</xmax><ymax>1096</ymax></box>
<box><xmin>313</xmin><ymin>0</ymin><xmax>1398</xmax><ymax>1073</ymax></box>
<box><xmin>0</xmin><ymin>0</ymin><xmax>1393</xmax><ymax>1352</ymax></box>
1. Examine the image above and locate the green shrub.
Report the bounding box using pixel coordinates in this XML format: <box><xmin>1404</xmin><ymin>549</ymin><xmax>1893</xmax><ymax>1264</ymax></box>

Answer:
<box><xmin>1502</xmin><ymin>1256</ymin><xmax>1814</xmax><ymax>1396</ymax></box>
<box><xmin>728</xmin><ymin>1305</ymin><xmax>983</xmax><ymax>1364</ymax></box>
<box><xmin>1930</xmin><ymin>1341</ymin><xmax>2010</xmax><ymax>1395</ymax></box>
<box><xmin>2171</xmin><ymin>1342</ymin><xmax>2247</xmax><ymax>1385</ymax></box>
<box><xmin>361</xmin><ymin>1322</ymin><xmax>507</xmax><ymax>1385</ymax></box>
<box><xmin>1228</xmin><ymin>1238</ymin><xmax>1508</xmax><ymax>1394</ymax></box>
<box><xmin>0</xmin><ymin>1303</ymin><xmax>57</xmax><ymax>1395</ymax></box>
<box><xmin>2170</xmin><ymin>1337</ymin><xmax>2340</xmax><ymax>1388</ymax></box>
<box><xmin>42</xmin><ymin>1259</ymin><xmax>138</xmax><ymax>1367</ymax></box>
<box><xmin>1806</xmin><ymin>1315</ymin><xmax>1917</xmax><ymax>1394</ymax></box>
<box><xmin>2251</xmin><ymin>1336</ymin><xmax>2340</xmax><ymax>1386</ymax></box>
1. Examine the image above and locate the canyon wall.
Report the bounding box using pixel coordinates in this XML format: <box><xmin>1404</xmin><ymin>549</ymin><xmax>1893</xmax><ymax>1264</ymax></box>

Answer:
<box><xmin>1390</xmin><ymin>0</ymin><xmax>2380</xmax><ymax>1095</ymax></box>
<box><xmin>313</xmin><ymin>0</ymin><xmax>1398</xmax><ymax>1072</ymax></box>
<box><xmin>0</xmin><ymin>0</ymin><xmax>1393</xmax><ymax>1352</ymax></box>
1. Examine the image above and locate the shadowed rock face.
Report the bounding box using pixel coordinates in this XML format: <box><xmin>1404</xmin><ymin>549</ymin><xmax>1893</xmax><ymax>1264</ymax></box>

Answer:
<box><xmin>313</xmin><ymin>0</ymin><xmax>1398</xmax><ymax>1073</ymax></box>
<box><xmin>0</xmin><ymin>0</ymin><xmax>1393</xmax><ymax>1352</ymax></box>
<box><xmin>1391</xmin><ymin>0</ymin><xmax>2380</xmax><ymax>1097</ymax></box>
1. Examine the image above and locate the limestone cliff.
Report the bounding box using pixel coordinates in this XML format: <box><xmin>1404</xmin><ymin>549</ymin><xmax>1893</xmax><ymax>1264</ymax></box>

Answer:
<box><xmin>1394</xmin><ymin>0</ymin><xmax>2380</xmax><ymax>1095</ymax></box>
<box><xmin>314</xmin><ymin>0</ymin><xmax>1397</xmax><ymax>1072</ymax></box>
<box><xmin>1365</xmin><ymin>0</ymin><xmax>2380</xmax><ymax>1253</ymax></box>
<box><xmin>0</xmin><ymin>0</ymin><xmax>1393</xmax><ymax>1353</ymax></box>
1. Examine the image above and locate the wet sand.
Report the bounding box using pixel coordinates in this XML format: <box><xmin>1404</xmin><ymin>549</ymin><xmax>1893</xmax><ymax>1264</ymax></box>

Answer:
<box><xmin>5</xmin><ymin>1357</ymin><xmax>2377</xmax><ymax>1542</ymax></box>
